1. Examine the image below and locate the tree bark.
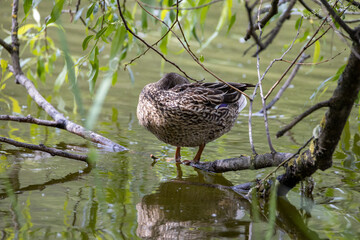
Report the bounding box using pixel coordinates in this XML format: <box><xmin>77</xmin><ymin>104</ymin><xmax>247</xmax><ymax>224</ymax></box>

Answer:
<box><xmin>277</xmin><ymin>39</ymin><xmax>360</xmax><ymax>195</ymax></box>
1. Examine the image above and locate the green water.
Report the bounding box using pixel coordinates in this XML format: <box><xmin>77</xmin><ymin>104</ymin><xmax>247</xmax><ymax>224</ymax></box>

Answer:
<box><xmin>0</xmin><ymin>1</ymin><xmax>359</xmax><ymax>239</ymax></box>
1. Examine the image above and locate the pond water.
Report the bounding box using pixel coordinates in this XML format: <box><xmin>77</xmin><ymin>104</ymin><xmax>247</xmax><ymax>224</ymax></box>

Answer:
<box><xmin>1</xmin><ymin>1</ymin><xmax>360</xmax><ymax>240</ymax></box>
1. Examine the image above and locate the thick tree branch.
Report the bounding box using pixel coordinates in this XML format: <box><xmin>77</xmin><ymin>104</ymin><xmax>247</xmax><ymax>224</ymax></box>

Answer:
<box><xmin>252</xmin><ymin>0</ymin><xmax>297</xmax><ymax>56</ymax></box>
<box><xmin>319</xmin><ymin>0</ymin><xmax>356</xmax><ymax>40</ymax></box>
<box><xmin>0</xmin><ymin>136</ymin><xmax>88</xmax><ymax>162</ymax></box>
<box><xmin>277</xmin><ymin>40</ymin><xmax>360</xmax><ymax>195</ymax></box>
<box><xmin>188</xmin><ymin>152</ymin><xmax>293</xmax><ymax>173</ymax></box>
<box><xmin>245</xmin><ymin>0</ymin><xmax>279</xmax><ymax>41</ymax></box>
<box><xmin>11</xmin><ymin>0</ymin><xmax>22</xmax><ymax>84</ymax></box>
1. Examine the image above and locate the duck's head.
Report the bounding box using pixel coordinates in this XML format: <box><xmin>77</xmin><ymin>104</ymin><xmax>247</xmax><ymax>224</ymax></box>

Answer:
<box><xmin>155</xmin><ymin>72</ymin><xmax>189</xmax><ymax>90</ymax></box>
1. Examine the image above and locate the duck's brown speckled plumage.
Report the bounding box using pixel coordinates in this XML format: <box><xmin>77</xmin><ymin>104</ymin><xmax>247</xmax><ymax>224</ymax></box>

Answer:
<box><xmin>137</xmin><ymin>72</ymin><xmax>254</xmax><ymax>162</ymax></box>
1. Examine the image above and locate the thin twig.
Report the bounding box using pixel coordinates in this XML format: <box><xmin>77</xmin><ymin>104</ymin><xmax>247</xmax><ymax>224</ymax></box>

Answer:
<box><xmin>299</xmin><ymin>0</ymin><xmax>324</xmax><ymax>19</ymax></box>
<box><xmin>0</xmin><ymin>136</ymin><xmax>88</xmax><ymax>162</ymax></box>
<box><xmin>276</xmin><ymin>100</ymin><xmax>331</xmax><ymax>137</ymax></box>
<box><xmin>256</xmin><ymin>20</ymin><xmax>276</xmax><ymax>153</ymax></box>
<box><xmin>125</xmin><ymin>0</ymin><xmax>179</xmax><ymax>69</ymax></box>
<box><xmin>133</xmin><ymin>0</ymin><xmax>253</xmax><ymax>100</ymax></box>
<box><xmin>137</xmin><ymin>0</ymin><xmax>224</xmax><ymax>10</ymax></box>
<box><xmin>264</xmin><ymin>18</ymin><xmax>331</xmax><ymax>100</ymax></box>
<box><xmin>259</xmin><ymin>54</ymin><xmax>310</xmax><ymax>113</ymax></box>
<box><xmin>116</xmin><ymin>0</ymin><xmax>196</xmax><ymax>81</ymax></box>
<box><xmin>280</xmin><ymin>49</ymin><xmax>345</xmax><ymax>65</ymax></box>
<box><xmin>248</xmin><ymin>97</ymin><xmax>257</xmax><ymax>155</ymax></box>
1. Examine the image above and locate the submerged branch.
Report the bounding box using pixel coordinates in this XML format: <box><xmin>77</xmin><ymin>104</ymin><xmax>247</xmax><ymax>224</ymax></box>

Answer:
<box><xmin>0</xmin><ymin>114</ymin><xmax>65</xmax><ymax>128</ymax></box>
<box><xmin>0</xmin><ymin>136</ymin><xmax>88</xmax><ymax>162</ymax></box>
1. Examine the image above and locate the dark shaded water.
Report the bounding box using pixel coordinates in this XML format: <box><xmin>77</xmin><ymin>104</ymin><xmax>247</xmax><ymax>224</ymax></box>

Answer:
<box><xmin>1</xmin><ymin>1</ymin><xmax>360</xmax><ymax>239</ymax></box>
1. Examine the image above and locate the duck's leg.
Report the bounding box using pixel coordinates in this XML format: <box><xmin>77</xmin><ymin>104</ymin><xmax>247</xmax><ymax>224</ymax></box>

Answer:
<box><xmin>175</xmin><ymin>146</ymin><xmax>181</xmax><ymax>162</ymax></box>
<box><xmin>193</xmin><ymin>143</ymin><xmax>206</xmax><ymax>163</ymax></box>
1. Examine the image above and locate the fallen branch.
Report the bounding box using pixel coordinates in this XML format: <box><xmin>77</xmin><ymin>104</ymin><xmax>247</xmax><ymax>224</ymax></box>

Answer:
<box><xmin>2</xmin><ymin>0</ymin><xmax>127</xmax><ymax>153</ymax></box>
<box><xmin>189</xmin><ymin>152</ymin><xmax>293</xmax><ymax>173</ymax></box>
<box><xmin>8</xmin><ymin>66</ymin><xmax>127</xmax><ymax>152</ymax></box>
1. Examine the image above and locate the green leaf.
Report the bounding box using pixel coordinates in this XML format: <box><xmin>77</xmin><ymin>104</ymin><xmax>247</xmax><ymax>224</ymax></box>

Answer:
<box><xmin>227</xmin><ymin>14</ymin><xmax>236</xmax><ymax>34</ymax></box>
<box><xmin>86</xmin><ymin>3</ymin><xmax>96</xmax><ymax>19</ymax></box>
<box><xmin>36</xmin><ymin>58</ymin><xmax>45</xmax><ymax>82</ymax></box>
<box><xmin>159</xmin><ymin>26</ymin><xmax>170</xmax><ymax>55</ymax></box>
<box><xmin>191</xmin><ymin>27</ymin><xmax>201</xmax><ymax>44</ymax></box>
<box><xmin>24</xmin><ymin>0</ymin><xmax>33</xmax><ymax>16</ymax></box>
<box><xmin>54</xmin><ymin>64</ymin><xmax>67</xmax><ymax>92</ymax></box>
<box><xmin>112</xmin><ymin>70</ymin><xmax>118</xmax><ymax>86</ymax></box>
<box><xmin>47</xmin><ymin>0</ymin><xmax>65</xmax><ymax>25</ymax></box>
<box><xmin>198</xmin><ymin>0</ymin><xmax>230</xmax><ymax>51</ymax></box>
<box><xmin>199</xmin><ymin>55</ymin><xmax>204</xmax><ymax>62</ymax></box>
<box><xmin>295</xmin><ymin>17</ymin><xmax>303</xmax><ymax>30</ymax></box>
<box><xmin>265</xmin><ymin>180</ymin><xmax>277</xmax><ymax>240</ymax></box>
<box><xmin>110</xmin><ymin>25</ymin><xmax>126</xmax><ymax>59</ymax></box>
<box><xmin>8</xmin><ymin>96</ymin><xmax>21</xmax><ymax>114</ymax></box>
<box><xmin>313</xmin><ymin>40</ymin><xmax>321</xmax><ymax>64</ymax></box>
<box><xmin>141</xmin><ymin>9</ymin><xmax>148</xmax><ymax>30</ymax></box>
<box><xmin>89</xmin><ymin>47</ymin><xmax>99</xmax><ymax>95</ymax></box>
<box><xmin>86</xmin><ymin>70</ymin><xmax>114</xmax><ymax>130</ymax></box>
<box><xmin>95</xmin><ymin>26</ymin><xmax>108</xmax><ymax>39</ymax></box>
<box><xmin>310</xmin><ymin>64</ymin><xmax>346</xmax><ymax>100</ymax></box>
<box><xmin>111</xmin><ymin>107</ymin><xmax>118</xmax><ymax>122</ymax></box>
<box><xmin>0</xmin><ymin>59</ymin><xmax>8</xmax><ymax>78</ymax></box>
<box><xmin>82</xmin><ymin>35</ymin><xmax>94</xmax><ymax>50</ymax></box>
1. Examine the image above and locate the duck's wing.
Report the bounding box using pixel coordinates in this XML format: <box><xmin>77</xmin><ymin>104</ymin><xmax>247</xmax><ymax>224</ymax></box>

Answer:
<box><xmin>172</xmin><ymin>82</ymin><xmax>253</xmax><ymax>110</ymax></box>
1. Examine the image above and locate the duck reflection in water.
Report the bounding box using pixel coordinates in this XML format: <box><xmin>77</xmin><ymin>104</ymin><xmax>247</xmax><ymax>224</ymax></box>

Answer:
<box><xmin>136</xmin><ymin>170</ymin><xmax>252</xmax><ymax>239</ymax></box>
<box><xmin>137</xmin><ymin>72</ymin><xmax>254</xmax><ymax>163</ymax></box>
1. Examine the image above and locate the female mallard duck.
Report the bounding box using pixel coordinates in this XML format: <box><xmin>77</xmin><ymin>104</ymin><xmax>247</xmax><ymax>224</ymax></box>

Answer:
<box><xmin>137</xmin><ymin>72</ymin><xmax>254</xmax><ymax>163</ymax></box>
